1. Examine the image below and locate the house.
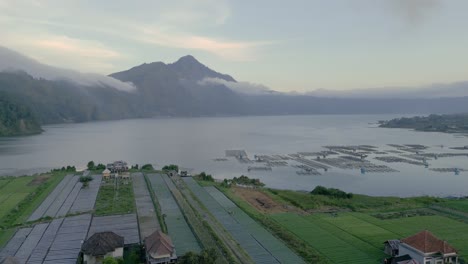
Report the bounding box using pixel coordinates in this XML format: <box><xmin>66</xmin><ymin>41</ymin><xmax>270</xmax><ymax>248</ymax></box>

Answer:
<box><xmin>398</xmin><ymin>230</ymin><xmax>458</xmax><ymax>264</ymax></box>
<box><xmin>144</xmin><ymin>230</ymin><xmax>177</xmax><ymax>264</ymax></box>
<box><xmin>120</xmin><ymin>172</ymin><xmax>130</xmax><ymax>180</ymax></box>
<box><xmin>102</xmin><ymin>169</ymin><xmax>111</xmax><ymax>180</ymax></box>
<box><xmin>81</xmin><ymin>232</ymin><xmax>124</xmax><ymax>264</ymax></box>
<box><xmin>384</xmin><ymin>240</ymin><xmax>401</xmax><ymax>256</ymax></box>
<box><xmin>107</xmin><ymin>161</ymin><xmax>128</xmax><ymax>173</ymax></box>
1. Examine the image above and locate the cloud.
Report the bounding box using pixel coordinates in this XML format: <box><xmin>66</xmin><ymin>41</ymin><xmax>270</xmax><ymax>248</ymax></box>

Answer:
<box><xmin>389</xmin><ymin>0</ymin><xmax>440</xmax><ymax>25</ymax></box>
<box><xmin>140</xmin><ymin>28</ymin><xmax>269</xmax><ymax>61</ymax></box>
<box><xmin>199</xmin><ymin>77</ymin><xmax>277</xmax><ymax>95</ymax></box>
<box><xmin>0</xmin><ymin>0</ymin><xmax>262</xmax><ymax>68</ymax></box>
<box><xmin>0</xmin><ymin>45</ymin><xmax>136</xmax><ymax>92</ymax></box>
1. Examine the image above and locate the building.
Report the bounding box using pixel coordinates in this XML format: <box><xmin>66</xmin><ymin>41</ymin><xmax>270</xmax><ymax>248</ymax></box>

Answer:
<box><xmin>107</xmin><ymin>161</ymin><xmax>128</xmax><ymax>173</ymax></box>
<box><xmin>102</xmin><ymin>169</ymin><xmax>111</xmax><ymax>180</ymax></box>
<box><xmin>144</xmin><ymin>230</ymin><xmax>177</xmax><ymax>264</ymax></box>
<box><xmin>81</xmin><ymin>232</ymin><xmax>124</xmax><ymax>264</ymax></box>
<box><xmin>398</xmin><ymin>230</ymin><xmax>458</xmax><ymax>264</ymax></box>
<box><xmin>120</xmin><ymin>172</ymin><xmax>130</xmax><ymax>180</ymax></box>
<box><xmin>384</xmin><ymin>240</ymin><xmax>401</xmax><ymax>256</ymax></box>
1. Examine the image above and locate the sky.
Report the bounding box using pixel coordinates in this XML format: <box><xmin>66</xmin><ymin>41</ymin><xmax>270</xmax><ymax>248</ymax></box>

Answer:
<box><xmin>1</xmin><ymin>0</ymin><xmax>468</xmax><ymax>93</ymax></box>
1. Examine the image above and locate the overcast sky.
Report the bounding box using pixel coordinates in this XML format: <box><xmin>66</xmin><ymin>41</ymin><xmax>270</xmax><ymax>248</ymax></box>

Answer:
<box><xmin>1</xmin><ymin>0</ymin><xmax>468</xmax><ymax>92</ymax></box>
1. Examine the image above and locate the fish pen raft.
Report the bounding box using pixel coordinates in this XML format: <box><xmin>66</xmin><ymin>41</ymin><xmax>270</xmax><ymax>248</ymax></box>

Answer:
<box><xmin>247</xmin><ymin>166</ymin><xmax>272</xmax><ymax>172</ymax></box>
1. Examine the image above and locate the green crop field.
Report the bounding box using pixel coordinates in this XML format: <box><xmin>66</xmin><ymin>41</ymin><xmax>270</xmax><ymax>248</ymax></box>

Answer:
<box><xmin>272</xmin><ymin>212</ymin><xmax>468</xmax><ymax>262</ymax></box>
<box><xmin>94</xmin><ymin>179</ymin><xmax>136</xmax><ymax>216</ymax></box>
<box><xmin>0</xmin><ymin>176</ymin><xmax>43</xmax><ymax>219</ymax></box>
<box><xmin>440</xmin><ymin>200</ymin><xmax>468</xmax><ymax>213</ymax></box>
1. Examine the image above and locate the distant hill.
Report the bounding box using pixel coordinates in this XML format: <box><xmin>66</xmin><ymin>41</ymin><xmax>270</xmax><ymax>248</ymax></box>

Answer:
<box><xmin>379</xmin><ymin>113</ymin><xmax>468</xmax><ymax>133</ymax></box>
<box><xmin>2</xmin><ymin>46</ymin><xmax>468</xmax><ymax>136</ymax></box>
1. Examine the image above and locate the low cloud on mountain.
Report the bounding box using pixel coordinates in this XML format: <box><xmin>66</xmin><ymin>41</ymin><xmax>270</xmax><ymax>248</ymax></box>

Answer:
<box><xmin>0</xmin><ymin>46</ymin><xmax>136</xmax><ymax>92</ymax></box>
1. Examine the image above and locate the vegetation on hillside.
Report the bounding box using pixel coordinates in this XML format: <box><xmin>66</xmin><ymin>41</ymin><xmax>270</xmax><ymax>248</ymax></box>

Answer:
<box><xmin>379</xmin><ymin>113</ymin><xmax>468</xmax><ymax>133</ymax></box>
<box><xmin>0</xmin><ymin>92</ymin><xmax>42</xmax><ymax>136</ymax></box>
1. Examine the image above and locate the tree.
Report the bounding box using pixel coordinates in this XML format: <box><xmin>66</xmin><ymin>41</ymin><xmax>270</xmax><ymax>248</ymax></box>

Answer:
<box><xmin>162</xmin><ymin>164</ymin><xmax>179</xmax><ymax>171</ymax></box>
<box><xmin>141</xmin><ymin>164</ymin><xmax>154</xmax><ymax>170</ymax></box>
<box><xmin>102</xmin><ymin>256</ymin><xmax>118</xmax><ymax>264</ymax></box>
<box><xmin>87</xmin><ymin>161</ymin><xmax>95</xmax><ymax>170</ymax></box>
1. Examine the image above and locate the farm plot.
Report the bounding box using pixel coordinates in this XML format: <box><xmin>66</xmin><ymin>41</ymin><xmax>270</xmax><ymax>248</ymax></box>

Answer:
<box><xmin>28</xmin><ymin>175</ymin><xmax>76</xmax><ymax>221</ymax></box>
<box><xmin>88</xmin><ymin>214</ymin><xmax>139</xmax><ymax>245</ymax></box>
<box><xmin>272</xmin><ymin>212</ymin><xmax>468</xmax><ymax>262</ymax></box>
<box><xmin>271</xmin><ymin>213</ymin><xmax>378</xmax><ymax>264</ymax></box>
<box><xmin>0</xmin><ymin>177</ymin><xmax>41</xmax><ymax>219</ymax></box>
<box><xmin>205</xmin><ymin>187</ymin><xmax>305</xmax><ymax>264</ymax></box>
<box><xmin>147</xmin><ymin>174</ymin><xmax>200</xmax><ymax>255</ymax></box>
<box><xmin>43</xmin><ymin>214</ymin><xmax>92</xmax><ymax>264</ymax></box>
<box><xmin>94</xmin><ymin>176</ymin><xmax>134</xmax><ymax>216</ymax></box>
<box><xmin>350</xmin><ymin>213</ymin><xmax>468</xmax><ymax>259</ymax></box>
<box><xmin>27</xmin><ymin>218</ymin><xmax>64</xmax><ymax>264</ymax></box>
<box><xmin>132</xmin><ymin>173</ymin><xmax>159</xmax><ymax>240</ymax></box>
<box><xmin>0</xmin><ymin>228</ymin><xmax>32</xmax><ymax>262</ymax></box>
<box><xmin>69</xmin><ymin>175</ymin><xmax>102</xmax><ymax>214</ymax></box>
<box><xmin>184</xmin><ymin>178</ymin><xmax>302</xmax><ymax>264</ymax></box>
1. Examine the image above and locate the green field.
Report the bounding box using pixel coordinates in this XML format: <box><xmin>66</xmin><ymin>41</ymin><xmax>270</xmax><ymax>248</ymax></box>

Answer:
<box><xmin>0</xmin><ymin>172</ymin><xmax>67</xmax><ymax>247</ymax></box>
<box><xmin>94</xmin><ymin>178</ymin><xmax>136</xmax><ymax>216</ymax></box>
<box><xmin>441</xmin><ymin>199</ymin><xmax>468</xmax><ymax>213</ymax></box>
<box><xmin>272</xmin><ymin>212</ymin><xmax>468</xmax><ymax>263</ymax></box>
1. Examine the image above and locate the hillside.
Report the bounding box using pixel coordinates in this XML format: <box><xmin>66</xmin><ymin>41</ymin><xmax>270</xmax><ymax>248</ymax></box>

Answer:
<box><xmin>0</xmin><ymin>93</ymin><xmax>42</xmax><ymax>136</ymax></box>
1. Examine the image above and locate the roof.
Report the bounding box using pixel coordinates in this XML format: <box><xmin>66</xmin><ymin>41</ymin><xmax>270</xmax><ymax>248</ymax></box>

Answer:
<box><xmin>144</xmin><ymin>230</ymin><xmax>174</xmax><ymax>258</ymax></box>
<box><xmin>103</xmin><ymin>169</ymin><xmax>111</xmax><ymax>173</ymax></box>
<box><xmin>1</xmin><ymin>256</ymin><xmax>20</xmax><ymax>264</ymax></box>
<box><xmin>82</xmin><ymin>231</ymin><xmax>124</xmax><ymax>256</ymax></box>
<box><xmin>401</xmin><ymin>230</ymin><xmax>457</xmax><ymax>254</ymax></box>
<box><xmin>384</xmin><ymin>239</ymin><xmax>401</xmax><ymax>250</ymax></box>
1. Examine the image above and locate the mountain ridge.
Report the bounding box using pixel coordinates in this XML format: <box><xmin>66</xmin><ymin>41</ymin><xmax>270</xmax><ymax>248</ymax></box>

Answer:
<box><xmin>2</xmin><ymin>46</ymin><xmax>468</xmax><ymax>137</ymax></box>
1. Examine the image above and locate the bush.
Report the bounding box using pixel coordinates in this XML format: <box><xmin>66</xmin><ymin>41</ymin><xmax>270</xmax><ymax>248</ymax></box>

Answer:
<box><xmin>141</xmin><ymin>164</ymin><xmax>154</xmax><ymax>170</ymax></box>
<box><xmin>231</xmin><ymin>175</ymin><xmax>264</xmax><ymax>187</ymax></box>
<box><xmin>178</xmin><ymin>249</ymin><xmax>217</xmax><ymax>264</ymax></box>
<box><xmin>79</xmin><ymin>175</ymin><xmax>93</xmax><ymax>183</ymax></box>
<box><xmin>311</xmin><ymin>186</ymin><xmax>353</xmax><ymax>199</ymax></box>
<box><xmin>196</xmin><ymin>172</ymin><xmax>214</xmax><ymax>182</ymax></box>
<box><xmin>162</xmin><ymin>164</ymin><xmax>179</xmax><ymax>171</ymax></box>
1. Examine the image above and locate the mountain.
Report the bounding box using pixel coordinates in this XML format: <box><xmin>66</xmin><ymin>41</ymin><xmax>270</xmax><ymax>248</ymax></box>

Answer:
<box><xmin>2</xmin><ymin>46</ymin><xmax>468</xmax><ymax>137</ymax></box>
<box><xmin>110</xmin><ymin>55</ymin><xmax>247</xmax><ymax>116</ymax></box>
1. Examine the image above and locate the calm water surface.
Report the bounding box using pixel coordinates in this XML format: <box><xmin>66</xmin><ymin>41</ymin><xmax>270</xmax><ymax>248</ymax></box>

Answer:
<box><xmin>0</xmin><ymin>115</ymin><xmax>467</xmax><ymax>197</ymax></box>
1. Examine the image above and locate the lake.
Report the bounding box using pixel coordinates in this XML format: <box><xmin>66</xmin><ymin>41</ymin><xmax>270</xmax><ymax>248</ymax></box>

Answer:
<box><xmin>0</xmin><ymin>115</ymin><xmax>467</xmax><ymax>197</ymax></box>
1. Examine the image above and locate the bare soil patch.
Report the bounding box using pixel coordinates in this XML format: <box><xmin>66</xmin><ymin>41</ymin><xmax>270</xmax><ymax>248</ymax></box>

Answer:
<box><xmin>232</xmin><ymin>187</ymin><xmax>300</xmax><ymax>214</ymax></box>
<box><xmin>28</xmin><ymin>174</ymin><xmax>51</xmax><ymax>186</ymax></box>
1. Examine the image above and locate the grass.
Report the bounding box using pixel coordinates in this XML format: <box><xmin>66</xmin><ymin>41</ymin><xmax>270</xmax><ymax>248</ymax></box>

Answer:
<box><xmin>94</xmin><ymin>178</ymin><xmax>136</xmax><ymax>216</ymax></box>
<box><xmin>271</xmin><ymin>212</ymin><xmax>468</xmax><ymax>263</ymax></box>
<box><xmin>0</xmin><ymin>228</ymin><xmax>16</xmax><ymax>248</ymax></box>
<box><xmin>267</xmin><ymin>188</ymin><xmax>441</xmax><ymax>212</ymax></box>
<box><xmin>0</xmin><ymin>171</ymin><xmax>67</xmax><ymax>227</ymax></box>
<box><xmin>440</xmin><ymin>199</ymin><xmax>468</xmax><ymax>213</ymax></box>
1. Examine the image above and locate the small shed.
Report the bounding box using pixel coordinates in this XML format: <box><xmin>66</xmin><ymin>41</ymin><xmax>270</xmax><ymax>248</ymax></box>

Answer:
<box><xmin>82</xmin><ymin>231</ymin><xmax>124</xmax><ymax>264</ymax></box>
<box><xmin>102</xmin><ymin>169</ymin><xmax>111</xmax><ymax>180</ymax></box>
<box><xmin>144</xmin><ymin>230</ymin><xmax>177</xmax><ymax>264</ymax></box>
<box><xmin>384</xmin><ymin>239</ymin><xmax>400</xmax><ymax>256</ymax></box>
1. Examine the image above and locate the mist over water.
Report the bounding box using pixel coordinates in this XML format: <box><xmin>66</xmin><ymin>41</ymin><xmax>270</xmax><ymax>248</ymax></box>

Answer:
<box><xmin>0</xmin><ymin>115</ymin><xmax>467</xmax><ymax>197</ymax></box>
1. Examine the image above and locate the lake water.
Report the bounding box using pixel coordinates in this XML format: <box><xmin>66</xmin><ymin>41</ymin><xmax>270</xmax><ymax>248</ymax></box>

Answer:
<box><xmin>0</xmin><ymin>115</ymin><xmax>467</xmax><ymax>197</ymax></box>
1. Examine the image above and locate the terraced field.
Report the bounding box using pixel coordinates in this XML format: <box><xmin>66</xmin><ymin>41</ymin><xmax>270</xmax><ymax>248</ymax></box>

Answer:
<box><xmin>271</xmin><ymin>212</ymin><xmax>468</xmax><ymax>263</ymax></box>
